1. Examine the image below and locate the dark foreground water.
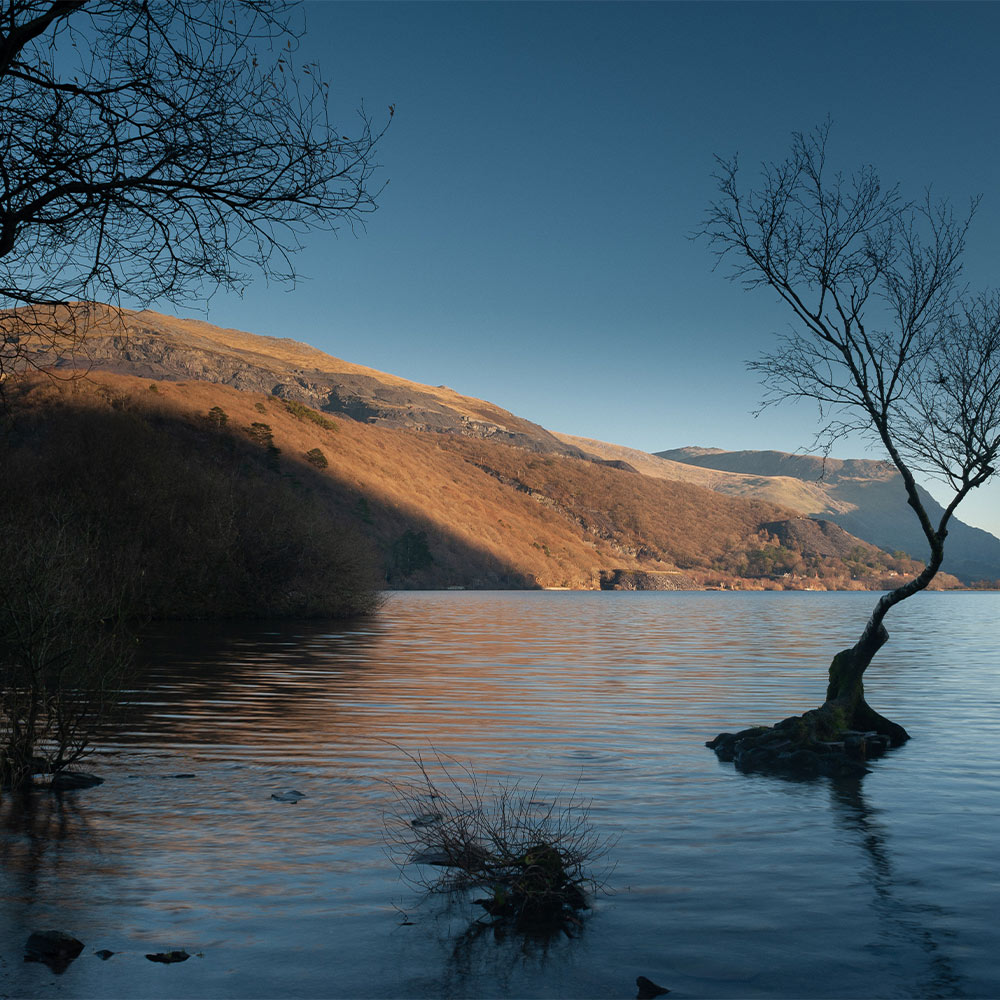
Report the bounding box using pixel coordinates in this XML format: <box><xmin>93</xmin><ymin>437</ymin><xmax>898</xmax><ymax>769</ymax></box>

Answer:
<box><xmin>2</xmin><ymin>591</ymin><xmax>999</xmax><ymax>999</ymax></box>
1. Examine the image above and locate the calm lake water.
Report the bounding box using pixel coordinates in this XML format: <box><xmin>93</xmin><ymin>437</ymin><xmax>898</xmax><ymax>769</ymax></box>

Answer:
<box><xmin>2</xmin><ymin>591</ymin><xmax>999</xmax><ymax>999</ymax></box>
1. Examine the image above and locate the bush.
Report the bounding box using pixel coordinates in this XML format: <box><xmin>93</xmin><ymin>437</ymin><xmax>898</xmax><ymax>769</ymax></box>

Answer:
<box><xmin>207</xmin><ymin>405</ymin><xmax>228</xmax><ymax>428</ymax></box>
<box><xmin>0</xmin><ymin>506</ymin><xmax>136</xmax><ymax>791</ymax></box>
<box><xmin>284</xmin><ymin>398</ymin><xmax>337</xmax><ymax>430</ymax></box>
<box><xmin>389</xmin><ymin>529</ymin><xmax>434</xmax><ymax>580</ymax></box>
<box><xmin>383</xmin><ymin>749</ymin><xmax>614</xmax><ymax>935</ymax></box>
<box><xmin>305</xmin><ymin>447</ymin><xmax>328</xmax><ymax>469</ymax></box>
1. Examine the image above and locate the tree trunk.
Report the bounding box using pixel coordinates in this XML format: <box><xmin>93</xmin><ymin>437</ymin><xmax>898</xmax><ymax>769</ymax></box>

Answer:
<box><xmin>821</xmin><ymin>623</ymin><xmax>910</xmax><ymax>747</ymax></box>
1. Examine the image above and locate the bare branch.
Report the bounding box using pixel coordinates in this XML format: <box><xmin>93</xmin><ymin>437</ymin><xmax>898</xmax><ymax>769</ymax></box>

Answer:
<box><xmin>0</xmin><ymin>0</ymin><xmax>388</xmax><ymax>379</ymax></box>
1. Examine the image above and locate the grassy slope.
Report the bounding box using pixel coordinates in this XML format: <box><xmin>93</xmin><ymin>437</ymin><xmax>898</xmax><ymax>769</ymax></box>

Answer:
<box><xmin>19</xmin><ymin>372</ymin><xmax>958</xmax><ymax>593</ymax></box>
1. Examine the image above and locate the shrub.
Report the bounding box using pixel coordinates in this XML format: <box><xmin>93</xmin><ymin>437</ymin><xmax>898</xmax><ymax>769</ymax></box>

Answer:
<box><xmin>0</xmin><ymin>501</ymin><xmax>136</xmax><ymax>791</ymax></box>
<box><xmin>355</xmin><ymin>497</ymin><xmax>374</xmax><ymax>524</ymax></box>
<box><xmin>383</xmin><ymin>748</ymin><xmax>614</xmax><ymax>936</ymax></box>
<box><xmin>389</xmin><ymin>529</ymin><xmax>434</xmax><ymax>580</ymax></box>
<box><xmin>305</xmin><ymin>447</ymin><xmax>328</xmax><ymax>469</ymax></box>
<box><xmin>207</xmin><ymin>405</ymin><xmax>228</xmax><ymax>428</ymax></box>
<box><xmin>284</xmin><ymin>398</ymin><xmax>337</xmax><ymax>430</ymax></box>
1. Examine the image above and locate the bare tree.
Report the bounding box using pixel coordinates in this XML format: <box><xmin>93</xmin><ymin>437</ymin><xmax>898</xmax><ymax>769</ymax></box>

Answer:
<box><xmin>0</xmin><ymin>0</ymin><xmax>388</xmax><ymax>384</ymax></box>
<box><xmin>0</xmin><ymin>513</ymin><xmax>136</xmax><ymax>791</ymax></box>
<box><xmin>701</xmin><ymin>122</ymin><xmax>1000</xmax><ymax>747</ymax></box>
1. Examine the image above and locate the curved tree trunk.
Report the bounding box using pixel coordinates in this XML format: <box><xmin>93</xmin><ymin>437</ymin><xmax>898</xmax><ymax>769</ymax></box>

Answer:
<box><xmin>818</xmin><ymin>535</ymin><xmax>947</xmax><ymax>748</ymax></box>
<box><xmin>822</xmin><ymin>625</ymin><xmax>910</xmax><ymax>747</ymax></box>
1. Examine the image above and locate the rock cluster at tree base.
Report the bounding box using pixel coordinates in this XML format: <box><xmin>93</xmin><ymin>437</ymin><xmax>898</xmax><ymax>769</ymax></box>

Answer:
<box><xmin>706</xmin><ymin>712</ymin><xmax>899</xmax><ymax>779</ymax></box>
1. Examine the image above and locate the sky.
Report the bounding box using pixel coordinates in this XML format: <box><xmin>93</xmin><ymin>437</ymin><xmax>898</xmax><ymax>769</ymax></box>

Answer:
<box><xmin>185</xmin><ymin>1</ymin><xmax>1000</xmax><ymax>538</ymax></box>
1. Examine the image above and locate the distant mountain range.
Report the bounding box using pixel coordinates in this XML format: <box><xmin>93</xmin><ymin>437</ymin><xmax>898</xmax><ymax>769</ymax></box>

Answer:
<box><xmin>653</xmin><ymin>449</ymin><xmax>1000</xmax><ymax>584</ymax></box>
<box><xmin>14</xmin><ymin>303</ymin><xmax>998</xmax><ymax>588</ymax></box>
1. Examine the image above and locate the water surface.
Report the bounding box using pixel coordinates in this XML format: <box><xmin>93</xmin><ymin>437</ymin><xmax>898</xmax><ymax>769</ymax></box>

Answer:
<box><xmin>2</xmin><ymin>591</ymin><xmax>998</xmax><ymax>998</ymax></box>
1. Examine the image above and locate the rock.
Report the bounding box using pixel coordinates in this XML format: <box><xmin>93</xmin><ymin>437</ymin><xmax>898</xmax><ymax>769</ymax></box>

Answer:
<box><xmin>636</xmin><ymin>975</ymin><xmax>671</xmax><ymax>998</ymax></box>
<box><xmin>24</xmin><ymin>931</ymin><xmax>84</xmax><ymax>972</ymax></box>
<box><xmin>94</xmin><ymin>949</ymin><xmax>115</xmax><ymax>960</ymax></box>
<box><xmin>710</xmin><ymin>713</ymin><xmax>889</xmax><ymax>780</ymax></box>
<box><xmin>775</xmin><ymin>748</ymin><xmax>823</xmax><ymax>777</ymax></box>
<box><xmin>146</xmin><ymin>950</ymin><xmax>190</xmax><ymax>964</ymax></box>
<box><xmin>600</xmin><ymin>569</ymin><xmax>694</xmax><ymax>591</ymax></box>
<box><xmin>270</xmin><ymin>789</ymin><xmax>306</xmax><ymax>803</ymax></box>
<box><xmin>49</xmin><ymin>771</ymin><xmax>103</xmax><ymax>790</ymax></box>
<box><xmin>173</xmin><ymin>773</ymin><xmax>196</xmax><ymax>779</ymax></box>
<box><xmin>410</xmin><ymin>812</ymin><xmax>442</xmax><ymax>827</ymax></box>
<box><xmin>411</xmin><ymin>849</ymin><xmax>452</xmax><ymax>865</ymax></box>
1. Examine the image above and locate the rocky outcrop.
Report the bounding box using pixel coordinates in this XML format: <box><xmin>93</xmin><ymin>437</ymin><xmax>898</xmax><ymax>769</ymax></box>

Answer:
<box><xmin>706</xmin><ymin>715</ymin><xmax>898</xmax><ymax>779</ymax></box>
<box><xmin>599</xmin><ymin>569</ymin><xmax>695</xmax><ymax>591</ymax></box>
<box><xmin>21</xmin><ymin>306</ymin><xmax>588</xmax><ymax>457</ymax></box>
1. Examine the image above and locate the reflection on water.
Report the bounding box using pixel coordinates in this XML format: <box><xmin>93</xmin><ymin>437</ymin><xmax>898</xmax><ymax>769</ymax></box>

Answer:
<box><xmin>2</xmin><ymin>591</ymin><xmax>999</xmax><ymax>998</ymax></box>
<box><xmin>829</xmin><ymin>779</ymin><xmax>963</xmax><ymax>999</ymax></box>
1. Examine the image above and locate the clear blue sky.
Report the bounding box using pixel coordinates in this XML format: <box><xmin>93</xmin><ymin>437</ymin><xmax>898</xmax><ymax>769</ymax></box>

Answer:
<box><xmin>191</xmin><ymin>1</ymin><xmax>1000</xmax><ymax>537</ymax></box>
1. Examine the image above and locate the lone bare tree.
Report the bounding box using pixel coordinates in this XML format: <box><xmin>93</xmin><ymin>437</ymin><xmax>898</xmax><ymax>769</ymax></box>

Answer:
<box><xmin>701</xmin><ymin>122</ymin><xmax>1000</xmax><ymax>753</ymax></box>
<box><xmin>0</xmin><ymin>0</ymin><xmax>387</xmax><ymax>383</ymax></box>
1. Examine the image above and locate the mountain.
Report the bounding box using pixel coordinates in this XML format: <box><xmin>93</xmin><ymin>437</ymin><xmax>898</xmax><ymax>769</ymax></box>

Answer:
<box><xmin>655</xmin><ymin>448</ymin><xmax>1000</xmax><ymax>584</ymax></box>
<box><xmin>8</xmin><ymin>303</ymin><xmax>976</xmax><ymax>591</ymax></box>
<box><xmin>12</xmin><ymin>302</ymin><xmax>584</xmax><ymax>456</ymax></box>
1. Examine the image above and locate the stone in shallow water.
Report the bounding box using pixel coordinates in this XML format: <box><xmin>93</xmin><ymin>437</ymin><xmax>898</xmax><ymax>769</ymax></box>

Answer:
<box><xmin>410</xmin><ymin>812</ymin><xmax>442</xmax><ymax>827</ymax></box>
<box><xmin>707</xmin><ymin>720</ymin><xmax>874</xmax><ymax>779</ymax></box>
<box><xmin>636</xmin><ymin>974</ymin><xmax>670</xmax><ymax>998</ymax></box>
<box><xmin>146</xmin><ymin>950</ymin><xmax>190</xmax><ymax>964</ymax></box>
<box><xmin>24</xmin><ymin>931</ymin><xmax>84</xmax><ymax>972</ymax></box>
<box><xmin>50</xmin><ymin>772</ymin><xmax>103</xmax><ymax>791</ymax></box>
<box><xmin>271</xmin><ymin>789</ymin><xmax>306</xmax><ymax>803</ymax></box>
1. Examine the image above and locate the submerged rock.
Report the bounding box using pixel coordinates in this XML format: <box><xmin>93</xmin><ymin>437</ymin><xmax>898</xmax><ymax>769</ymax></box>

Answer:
<box><xmin>410</xmin><ymin>812</ymin><xmax>442</xmax><ymax>827</ymax></box>
<box><xmin>270</xmin><ymin>789</ymin><xmax>306</xmax><ymax>803</ymax></box>
<box><xmin>146</xmin><ymin>950</ymin><xmax>190</xmax><ymax>964</ymax></box>
<box><xmin>24</xmin><ymin>931</ymin><xmax>84</xmax><ymax>972</ymax></box>
<box><xmin>636</xmin><ymin>975</ymin><xmax>671</xmax><ymax>998</ymax></box>
<box><xmin>49</xmin><ymin>771</ymin><xmax>104</xmax><ymax>791</ymax></box>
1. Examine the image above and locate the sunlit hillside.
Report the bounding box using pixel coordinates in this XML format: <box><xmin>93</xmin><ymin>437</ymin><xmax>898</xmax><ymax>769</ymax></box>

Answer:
<box><xmin>8</xmin><ymin>371</ymin><xmax>959</xmax><ymax>593</ymax></box>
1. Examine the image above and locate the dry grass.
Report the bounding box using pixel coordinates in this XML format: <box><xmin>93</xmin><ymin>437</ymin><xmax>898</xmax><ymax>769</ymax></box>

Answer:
<box><xmin>8</xmin><ymin>371</ymin><xmax>956</xmax><ymax>592</ymax></box>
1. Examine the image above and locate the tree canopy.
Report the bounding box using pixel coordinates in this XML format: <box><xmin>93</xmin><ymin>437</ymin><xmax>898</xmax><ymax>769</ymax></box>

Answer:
<box><xmin>0</xmin><ymin>0</ymin><xmax>387</xmax><ymax>378</ymax></box>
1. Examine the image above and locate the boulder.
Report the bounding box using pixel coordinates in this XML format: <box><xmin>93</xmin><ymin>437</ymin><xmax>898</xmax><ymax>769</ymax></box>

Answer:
<box><xmin>24</xmin><ymin>931</ymin><xmax>84</xmax><ymax>972</ymax></box>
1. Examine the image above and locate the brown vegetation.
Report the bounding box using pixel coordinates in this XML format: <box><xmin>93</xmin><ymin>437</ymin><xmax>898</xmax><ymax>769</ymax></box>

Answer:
<box><xmin>2</xmin><ymin>379</ymin><xmax>382</xmax><ymax>619</ymax></box>
<box><xmin>5</xmin><ymin>372</ymin><xmax>956</xmax><ymax>594</ymax></box>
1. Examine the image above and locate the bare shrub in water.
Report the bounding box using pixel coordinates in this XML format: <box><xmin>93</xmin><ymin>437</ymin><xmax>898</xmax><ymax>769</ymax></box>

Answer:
<box><xmin>0</xmin><ymin>517</ymin><xmax>136</xmax><ymax>791</ymax></box>
<box><xmin>383</xmin><ymin>748</ymin><xmax>615</xmax><ymax>934</ymax></box>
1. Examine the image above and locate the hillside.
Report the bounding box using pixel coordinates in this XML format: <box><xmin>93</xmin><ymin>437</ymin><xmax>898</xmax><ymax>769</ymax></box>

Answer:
<box><xmin>551</xmin><ymin>432</ymin><xmax>1000</xmax><ymax>584</ymax></box>
<box><xmin>9</xmin><ymin>302</ymin><xmax>584</xmax><ymax>456</ymax></box>
<box><xmin>6</xmin><ymin>371</ymin><xmax>958</xmax><ymax>595</ymax></box>
<box><xmin>658</xmin><ymin>448</ymin><xmax>1000</xmax><ymax>584</ymax></box>
<box><xmin>7</xmin><ymin>302</ymin><xmax>975</xmax><ymax>592</ymax></box>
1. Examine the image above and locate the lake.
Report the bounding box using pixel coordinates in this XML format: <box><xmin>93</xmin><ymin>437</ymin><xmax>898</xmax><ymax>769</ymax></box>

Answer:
<box><xmin>2</xmin><ymin>591</ymin><xmax>999</xmax><ymax>999</ymax></box>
